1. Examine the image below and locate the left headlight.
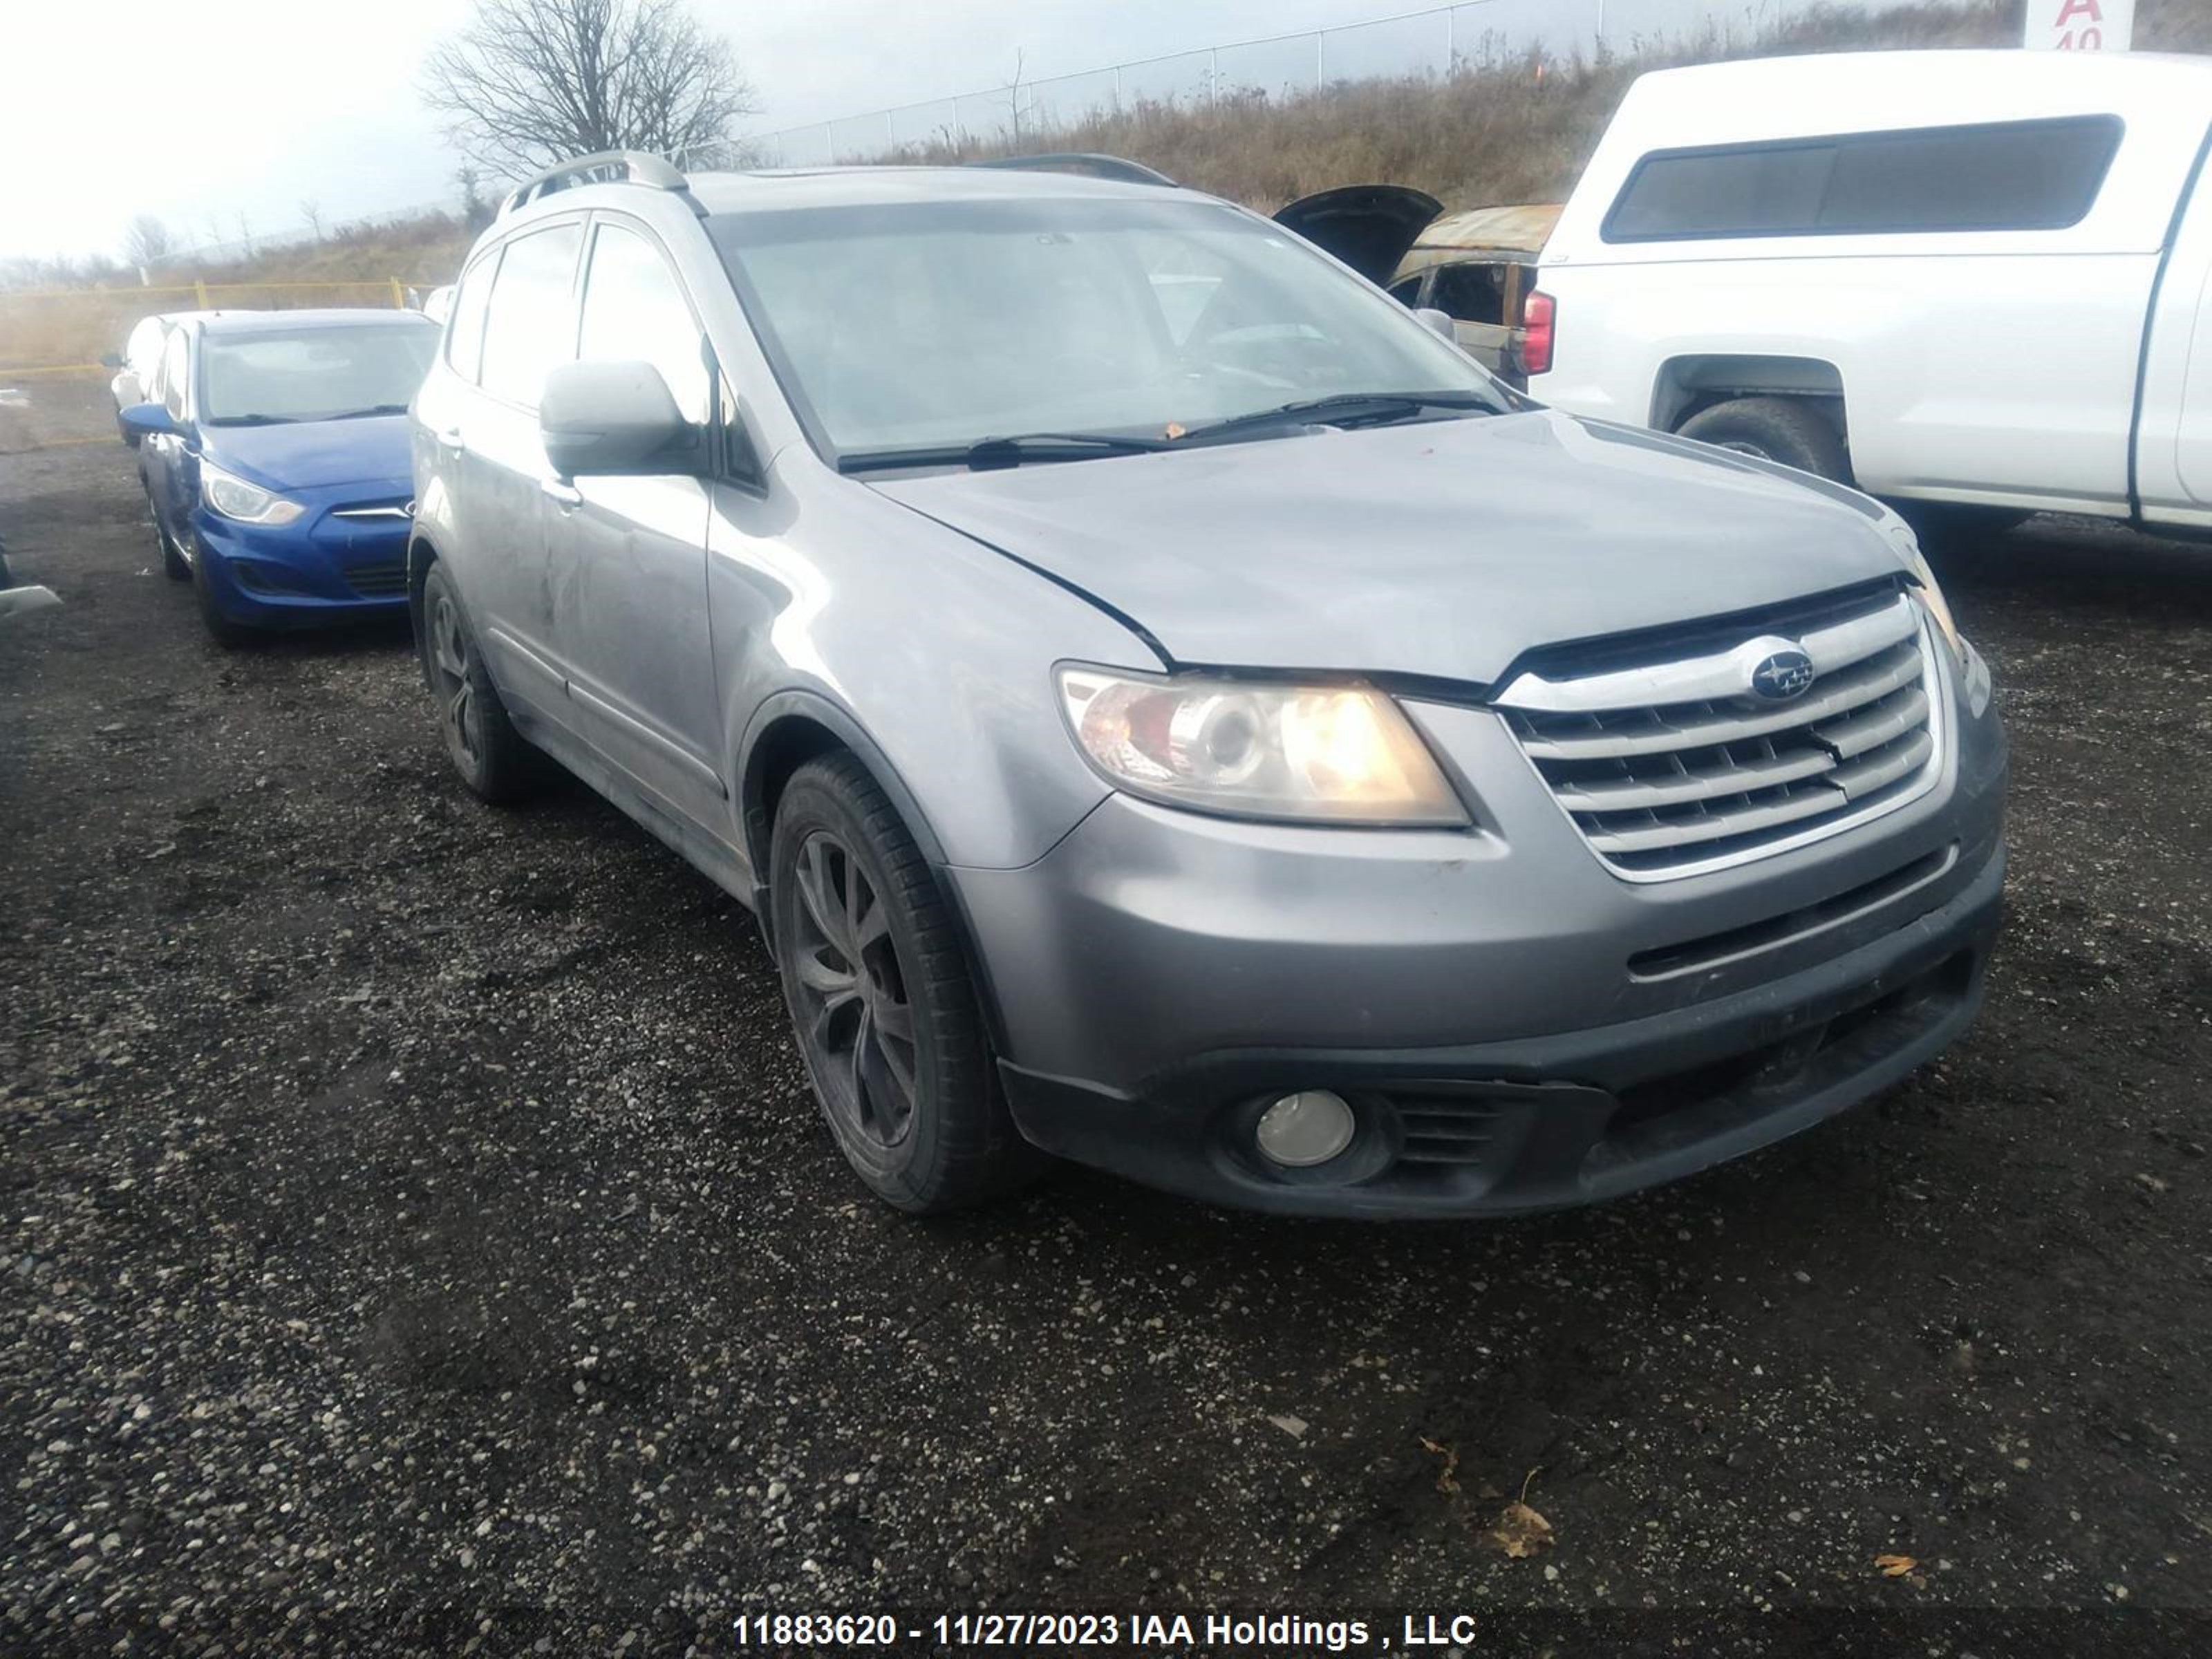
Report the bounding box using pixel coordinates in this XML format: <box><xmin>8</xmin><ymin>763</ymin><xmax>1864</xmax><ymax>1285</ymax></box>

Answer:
<box><xmin>1057</xmin><ymin>666</ymin><xmax>1468</xmax><ymax>826</ymax></box>
<box><xmin>1883</xmin><ymin>516</ymin><xmax>1960</xmax><ymax>655</ymax></box>
<box><xmin>201</xmin><ymin>460</ymin><xmax>306</xmax><ymax>527</ymax></box>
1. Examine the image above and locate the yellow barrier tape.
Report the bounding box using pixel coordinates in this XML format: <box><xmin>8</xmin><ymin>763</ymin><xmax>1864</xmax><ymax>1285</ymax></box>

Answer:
<box><xmin>1</xmin><ymin>363</ymin><xmax>106</xmax><ymax>377</ymax></box>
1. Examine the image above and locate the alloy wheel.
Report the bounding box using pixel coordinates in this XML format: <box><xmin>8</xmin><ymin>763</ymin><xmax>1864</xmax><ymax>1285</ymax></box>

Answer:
<box><xmin>786</xmin><ymin>830</ymin><xmax>919</xmax><ymax>1148</ymax></box>
<box><xmin>429</xmin><ymin>593</ymin><xmax>484</xmax><ymax>770</ymax></box>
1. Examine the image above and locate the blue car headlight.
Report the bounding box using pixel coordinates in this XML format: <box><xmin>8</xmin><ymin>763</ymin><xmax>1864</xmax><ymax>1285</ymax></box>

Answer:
<box><xmin>202</xmin><ymin>460</ymin><xmax>306</xmax><ymax>527</ymax></box>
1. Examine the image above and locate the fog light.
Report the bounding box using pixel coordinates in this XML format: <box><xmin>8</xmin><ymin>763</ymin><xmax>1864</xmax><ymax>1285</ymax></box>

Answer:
<box><xmin>1255</xmin><ymin>1090</ymin><xmax>1356</xmax><ymax>1168</ymax></box>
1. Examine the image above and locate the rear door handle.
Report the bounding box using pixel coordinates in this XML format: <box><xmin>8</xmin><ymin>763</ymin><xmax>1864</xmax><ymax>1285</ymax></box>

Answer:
<box><xmin>541</xmin><ymin>478</ymin><xmax>583</xmax><ymax>511</ymax></box>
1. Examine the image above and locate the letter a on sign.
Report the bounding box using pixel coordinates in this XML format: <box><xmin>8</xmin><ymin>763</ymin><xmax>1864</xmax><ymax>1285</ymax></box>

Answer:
<box><xmin>2025</xmin><ymin>0</ymin><xmax>2135</xmax><ymax>49</ymax></box>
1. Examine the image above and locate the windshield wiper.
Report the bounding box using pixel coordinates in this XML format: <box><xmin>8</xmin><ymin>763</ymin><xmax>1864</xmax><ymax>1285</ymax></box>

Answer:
<box><xmin>841</xmin><ymin>432</ymin><xmax>1173</xmax><ymax>475</ymax></box>
<box><xmin>324</xmin><ymin>404</ymin><xmax>411</xmax><ymax>420</ymax></box>
<box><xmin>205</xmin><ymin>413</ymin><xmax>300</xmax><ymax>427</ymax></box>
<box><xmin>1172</xmin><ymin>390</ymin><xmax>1501</xmax><ymax>445</ymax></box>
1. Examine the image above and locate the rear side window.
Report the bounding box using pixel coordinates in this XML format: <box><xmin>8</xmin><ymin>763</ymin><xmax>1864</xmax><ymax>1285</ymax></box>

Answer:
<box><xmin>1603</xmin><ymin>115</ymin><xmax>2124</xmax><ymax>243</ymax></box>
<box><xmin>479</xmin><ymin>222</ymin><xmax>581</xmax><ymax>406</ymax></box>
<box><xmin>444</xmin><ymin>250</ymin><xmax>499</xmax><ymax>384</ymax></box>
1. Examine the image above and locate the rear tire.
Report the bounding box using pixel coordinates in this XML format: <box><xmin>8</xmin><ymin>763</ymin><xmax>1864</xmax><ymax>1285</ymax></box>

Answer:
<box><xmin>1679</xmin><ymin>396</ymin><xmax>1850</xmax><ymax>482</ymax></box>
<box><xmin>769</xmin><ymin>752</ymin><xmax>1038</xmax><ymax>1214</ymax></box>
<box><xmin>419</xmin><ymin>563</ymin><xmax>543</xmax><ymax>804</ymax></box>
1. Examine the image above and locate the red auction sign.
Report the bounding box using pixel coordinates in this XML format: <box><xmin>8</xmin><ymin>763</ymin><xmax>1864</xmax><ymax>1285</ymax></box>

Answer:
<box><xmin>2024</xmin><ymin>0</ymin><xmax>2137</xmax><ymax>50</ymax></box>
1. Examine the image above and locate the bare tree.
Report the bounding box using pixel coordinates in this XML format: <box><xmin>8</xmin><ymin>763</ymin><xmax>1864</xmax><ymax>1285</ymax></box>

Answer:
<box><xmin>234</xmin><ymin>211</ymin><xmax>255</xmax><ymax>256</ymax></box>
<box><xmin>121</xmin><ymin>214</ymin><xmax>173</xmax><ymax>270</ymax></box>
<box><xmin>301</xmin><ymin>199</ymin><xmax>326</xmax><ymax>241</ymax></box>
<box><xmin>455</xmin><ymin>164</ymin><xmax>493</xmax><ymax>229</ymax></box>
<box><xmin>421</xmin><ymin>0</ymin><xmax>757</xmax><ymax>175</ymax></box>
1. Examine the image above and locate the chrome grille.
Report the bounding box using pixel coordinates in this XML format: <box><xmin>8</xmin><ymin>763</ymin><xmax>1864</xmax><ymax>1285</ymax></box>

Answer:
<box><xmin>1497</xmin><ymin>588</ymin><xmax>1942</xmax><ymax>879</ymax></box>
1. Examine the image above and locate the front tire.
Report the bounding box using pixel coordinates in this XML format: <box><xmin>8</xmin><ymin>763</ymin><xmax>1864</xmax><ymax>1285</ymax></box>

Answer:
<box><xmin>152</xmin><ymin>505</ymin><xmax>189</xmax><ymax>581</ymax></box>
<box><xmin>191</xmin><ymin>545</ymin><xmax>256</xmax><ymax>648</ymax></box>
<box><xmin>1678</xmin><ymin>396</ymin><xmax>1850</xmax><ymax>482</ymax></box>
<box><xmin>769</xmin><ymin>753</ymin><xmax>1035</xmax><ymax>1213</ymax></box>
<box><xmin>418</xmin><ymin>563</ymin><xmax>542</xmax><ymax>803</ymax></box>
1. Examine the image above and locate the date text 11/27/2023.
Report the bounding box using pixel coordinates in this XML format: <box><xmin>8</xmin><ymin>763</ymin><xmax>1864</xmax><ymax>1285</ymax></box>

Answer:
<box><xmin>731</xmin><ymin>1612</ymin><xmax>1488</xmax><ymax>1650</ymax></box>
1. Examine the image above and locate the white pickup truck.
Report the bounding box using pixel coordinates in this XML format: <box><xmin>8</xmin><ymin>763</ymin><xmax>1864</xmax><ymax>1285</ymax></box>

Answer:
<box><xmin>1528</xmin><ymin>50</ymin><xmax>2212</xmax><ymax>536</ymax></box>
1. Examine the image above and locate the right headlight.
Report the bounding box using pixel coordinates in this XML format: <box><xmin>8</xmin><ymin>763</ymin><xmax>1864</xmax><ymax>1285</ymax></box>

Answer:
<box><xmin>1057</xmin><ymin>666</ymin><xmax>1468</xmax><ymax>827</ymax></box>
<box><xmin>200</xmin><ymin>460</ymin><xmax>305</xmax><ymax>527</ymax></box>
<box><xmin>1882</xmin><ymin>516</ymin><xmax>1961</xmax><ymax>655</ymax></box>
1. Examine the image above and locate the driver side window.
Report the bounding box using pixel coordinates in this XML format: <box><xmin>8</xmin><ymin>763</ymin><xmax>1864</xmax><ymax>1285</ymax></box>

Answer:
<box><xmin>576</xmin><ymin>220</ymin><xmax>709</xmax><ymax>422</ymax></box>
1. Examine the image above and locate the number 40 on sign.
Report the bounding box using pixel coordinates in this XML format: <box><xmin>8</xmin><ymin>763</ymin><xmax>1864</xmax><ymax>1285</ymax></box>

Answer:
<box><xmin>2025</xmin><ymin>0</ymin><xmax>2135</xmax><ymax>50</ymax></box>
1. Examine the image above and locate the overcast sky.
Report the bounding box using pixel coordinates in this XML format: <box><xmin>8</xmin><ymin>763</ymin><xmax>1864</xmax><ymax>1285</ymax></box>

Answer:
<box><xmin>6</xmin><ymin>0</ymin><xmax>1887</xmax><ymax>264</ymax></box>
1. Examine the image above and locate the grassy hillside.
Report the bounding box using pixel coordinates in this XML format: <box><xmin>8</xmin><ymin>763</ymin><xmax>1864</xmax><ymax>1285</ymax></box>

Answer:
<box><xmin>887</xmin><ymin>0</ymin><xmax>2208</xmax><ymax>214</ymax></box>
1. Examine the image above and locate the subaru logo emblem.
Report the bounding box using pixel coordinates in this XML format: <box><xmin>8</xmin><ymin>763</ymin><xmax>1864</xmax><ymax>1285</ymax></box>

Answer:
<box><xmin>1749</xmin><ymin>648</ymin><xmax>1815</xmax><ymax>702</ymax></box>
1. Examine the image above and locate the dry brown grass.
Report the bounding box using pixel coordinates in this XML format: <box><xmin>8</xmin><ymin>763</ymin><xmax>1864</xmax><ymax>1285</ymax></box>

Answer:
<box><xmin>874</xmin><ymin>0</ymin><xmax>2207</xmax><ymax>214</ymax></box>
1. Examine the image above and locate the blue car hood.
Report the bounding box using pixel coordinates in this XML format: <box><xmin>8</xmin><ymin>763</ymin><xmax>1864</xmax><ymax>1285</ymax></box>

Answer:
<box><xmin>874</xmin><ymin>409</ymin><xmax>1907</xmax><ymax>686</ymax></box>
<box><xmin>203</xmin><ymin>413</ymin><xmax>413</xmax><ymax>494</ymax></box>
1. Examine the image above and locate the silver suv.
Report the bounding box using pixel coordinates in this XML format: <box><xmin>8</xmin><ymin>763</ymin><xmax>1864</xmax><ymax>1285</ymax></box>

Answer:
<box><xmin>409</xmin><ymin>151</ymin><xmax>2007</xmax><ymax>1218</ymax></box>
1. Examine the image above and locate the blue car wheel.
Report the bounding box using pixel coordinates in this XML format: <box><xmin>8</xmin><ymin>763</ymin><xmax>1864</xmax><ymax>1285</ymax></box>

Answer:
<box><xmin>191</xmin><ymin>543</ymin><xmax>256</xmax><ymax>648</ymax></box>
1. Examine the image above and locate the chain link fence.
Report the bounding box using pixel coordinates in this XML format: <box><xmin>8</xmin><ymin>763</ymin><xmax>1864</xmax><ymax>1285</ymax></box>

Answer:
<box><xmin>736</xmin><ymin>0</ymin><xmax>1833</xmax><ymax>166</ymax></box>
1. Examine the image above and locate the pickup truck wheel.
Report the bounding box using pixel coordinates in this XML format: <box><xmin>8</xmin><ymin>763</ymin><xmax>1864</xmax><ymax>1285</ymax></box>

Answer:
<box><xmin>769</xmin><ymin>752</ymin><xmax>1038</xmax><ymax>1214</ymax></box>
<box><xmin>419</xmin><ymin>563</ymin><xmax>543</xmax><ymax>803</ymax></box>
<box><xmin>1679</xmin><ymin>397</ymin><xmax>1849</xmax><ymax>482</ymax></box>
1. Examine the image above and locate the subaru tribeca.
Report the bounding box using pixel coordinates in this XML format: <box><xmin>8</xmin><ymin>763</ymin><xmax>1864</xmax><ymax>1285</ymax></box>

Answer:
<box><xmin>408</xmin><ymin>151</ymin><xmax>2005</xmax><ymax>1217</ymax></box>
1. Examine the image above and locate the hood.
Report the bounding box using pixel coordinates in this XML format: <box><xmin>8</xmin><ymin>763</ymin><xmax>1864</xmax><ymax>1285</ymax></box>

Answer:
<box><xmin>1273</xmin><ymin>185</ymin><xmax>1443</xmax><ymax>285</ymax></box>
<box><xmin>873</xmin><ymin>411</ymin><xmax>1902</xmax><ymax>686</ymax></box>
<box><xmin>203</xmin><ymin>413</ymin><xmax>413</xmax><ymax>494</ymax></box>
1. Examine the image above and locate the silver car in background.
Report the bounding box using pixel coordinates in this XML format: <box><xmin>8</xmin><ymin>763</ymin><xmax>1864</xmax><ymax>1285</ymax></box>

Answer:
<box><xmin>408</xmin><ymin>151</ymin><xmax>2006</xmax><ymax>1218</ymax></box>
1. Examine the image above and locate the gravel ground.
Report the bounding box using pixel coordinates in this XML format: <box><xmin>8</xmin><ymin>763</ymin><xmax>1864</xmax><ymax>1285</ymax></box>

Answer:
<box><xmin>5</xmin><ymin>438</ymin><xmax>2211</xmax><ymax>1657</ymax></box>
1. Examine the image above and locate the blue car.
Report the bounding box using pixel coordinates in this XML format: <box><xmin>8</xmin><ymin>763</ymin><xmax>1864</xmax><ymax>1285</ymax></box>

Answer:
<box><xmin>121</xmin><ymin>310</ymin><xmax>441</xmax><ymax>644</ymax></box>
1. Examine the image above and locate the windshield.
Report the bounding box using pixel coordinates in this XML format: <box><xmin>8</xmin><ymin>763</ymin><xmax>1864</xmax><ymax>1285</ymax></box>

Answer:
<box><xmin>708</xmin><ymin>195</ymin><xmax>1506</xmax><ymax>461</ymax></box>
<box><xmin>200</xmin><ymin>323</ymin><xmax>439</xmax><ymax>424</ymax></box>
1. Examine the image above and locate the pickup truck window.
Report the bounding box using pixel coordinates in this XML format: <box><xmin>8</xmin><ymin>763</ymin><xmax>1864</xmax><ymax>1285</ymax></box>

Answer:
<box><xmin>1603</xmin><ymin>115</ymin><xmax>2124</xmax><ymax>243</ymax></box>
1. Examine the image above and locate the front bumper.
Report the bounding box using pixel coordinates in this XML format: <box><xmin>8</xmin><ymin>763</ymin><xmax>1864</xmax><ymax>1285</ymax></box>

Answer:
<box><xmin>995</xmin><ymin>845</ymin><xmax>1999</xmax><ymax>1217</ymax></box>
<box><xmin>953</xmin><ymin>657</ymin><xmax>2006</xmax><ymax>1219</ymax></box>
<box><xmin>193</xmin><ymin>504</ymin><xmax>410</xmax><ymax>629</ymax></box>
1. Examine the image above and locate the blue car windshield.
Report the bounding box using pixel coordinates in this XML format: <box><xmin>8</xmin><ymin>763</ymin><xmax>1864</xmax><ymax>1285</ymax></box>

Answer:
<box><xmin>200</xmin><ymin>324</ymin><xmax>438</xmax><ymax>424</ymax></box>
<box><xmin>709</xmin><ymin>196</ymin><xmax>1506</xmax><ymax>459</ymax></box>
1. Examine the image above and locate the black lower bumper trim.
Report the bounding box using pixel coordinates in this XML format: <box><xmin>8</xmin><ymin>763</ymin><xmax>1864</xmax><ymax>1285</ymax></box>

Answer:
<box><xmin>1000</xmin><ymin>844</ymin><xmax>2005</xmax><ymax>1219</ymax></box>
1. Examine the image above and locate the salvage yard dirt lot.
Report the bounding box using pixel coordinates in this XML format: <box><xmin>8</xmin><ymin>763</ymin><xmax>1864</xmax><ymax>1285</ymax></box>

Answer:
<box><xmin>4</xmin><ymin>438</ymin><xmax>2211</xmax><ymax>1656</ymax></box>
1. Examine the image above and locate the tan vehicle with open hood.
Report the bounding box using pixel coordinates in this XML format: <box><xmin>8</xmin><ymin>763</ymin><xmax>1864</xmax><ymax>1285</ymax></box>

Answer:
<box><xmin>1275</xmin><ymin>187</ymin><xmax>1559</xmax><ymax>385</ymax></box>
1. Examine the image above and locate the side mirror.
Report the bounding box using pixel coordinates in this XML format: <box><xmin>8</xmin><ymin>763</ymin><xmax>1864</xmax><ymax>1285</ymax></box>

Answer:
<box><xmin>100</xmin><ymin>351</ymin><xmax>124</xmax><ymax>369</ymax></box>
<box><xmin>1413</xmin><ymin>307</ymin><xmax>1457</xmax><ymax>342</ymax></box>
<box><xmin>118</xmin><ymin>401</ymin><xmax>180</xmax><ymax>441</ymax></box>
<box><xmin>539</xmin><ymin>359</ymin><xmax>694</xmax><ymax>477</ymax></box>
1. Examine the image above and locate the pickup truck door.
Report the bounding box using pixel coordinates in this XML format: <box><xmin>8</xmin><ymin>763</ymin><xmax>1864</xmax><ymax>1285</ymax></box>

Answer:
<box><xmin>2138</xmin><ymin>151</ymin><xmax>2212</xmax><ymax>523</ymax></box>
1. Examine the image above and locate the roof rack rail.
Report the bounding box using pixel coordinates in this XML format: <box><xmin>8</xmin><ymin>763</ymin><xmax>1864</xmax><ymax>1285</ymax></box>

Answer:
<box><xmin>968</xmin><ymin>153</ymin><xmax>1177</xmax><ymax>188</ymax></box>
<box><xmin>500</xmin><ymin>150</ymin><xmax>700</xmax><ymax>218</ymax></box>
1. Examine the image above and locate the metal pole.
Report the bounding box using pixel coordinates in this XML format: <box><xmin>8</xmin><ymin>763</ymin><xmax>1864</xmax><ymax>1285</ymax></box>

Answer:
<box><xmin>1446</xmin><ymin>6</ymin><xmax>1454</xmax><ymax>73</ymax></box>
<box><xmin>1114</xmin><ymin>64</ymin><xmax>1123</xmax><ymax>111</ymax></box>
<box><xmin>1315</xmin><ymin>29</ymin><xmax>1324</xmax><ymax>91</ymax></box>
<box><xmin>1208</xmin><ymin>47</ymin><xmax>1217</xmax><ymax>104</ymax></box>
<box><xmin>1595</xmin><ymin>0</ymin><xmax>1606</xmax><ymax>50</ymax></box>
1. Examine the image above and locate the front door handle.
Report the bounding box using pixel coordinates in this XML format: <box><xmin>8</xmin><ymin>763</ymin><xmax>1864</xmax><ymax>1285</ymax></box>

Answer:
<box><xmin>541</xmin><ymin>478</ymin><xmax>583</xmax><ymax>511</ymax></box>
<box><xmin>435</xmin><ymin>427</ymin><xmax>466</xmax><ymax>453</ymax></box>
